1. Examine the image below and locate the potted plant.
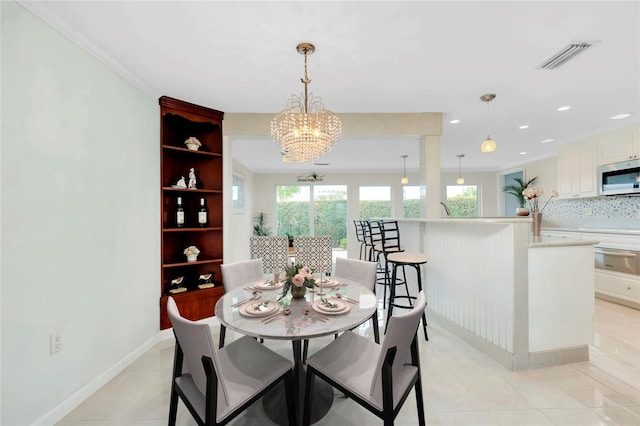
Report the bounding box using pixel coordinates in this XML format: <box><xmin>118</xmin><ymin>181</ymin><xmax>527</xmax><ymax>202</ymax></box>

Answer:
<box><xmin>285</xmin><ymin>232</ymin><xmax>294</xmax><ymax>248</ymax></box>
<box><xmin>502</xmin><ymin>176</ymin><xmax>538</xmax><ymax>216</ymax></box>
<box><xmin>253</xmin><ymin>211</ymin><xmax>271</xmax><ymax>236</ymax></box>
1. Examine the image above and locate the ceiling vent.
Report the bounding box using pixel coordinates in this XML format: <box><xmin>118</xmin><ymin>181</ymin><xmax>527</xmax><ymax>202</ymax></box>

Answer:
<box><xmin>539</xmin><ymin>41</ymin><xmax>597</xmax><ymax>70</ymax></box>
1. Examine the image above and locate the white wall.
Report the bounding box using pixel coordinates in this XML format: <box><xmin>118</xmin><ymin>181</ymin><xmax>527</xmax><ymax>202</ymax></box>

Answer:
<box><xmin>1</xmin><ymin>2</ymin><xmax>159</xmax><ymax>424</ymax></box>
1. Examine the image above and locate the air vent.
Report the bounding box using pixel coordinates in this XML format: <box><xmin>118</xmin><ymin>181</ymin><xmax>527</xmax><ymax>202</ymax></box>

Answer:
<box><xmin>314</xmin><ymin>163</ymin><xmax>330</xmax><ymax>166</ymax></box>
<box><xmin>539</xmin><ymin>41</ymin><xmax>597</xmax><ymax>69</ymax></box>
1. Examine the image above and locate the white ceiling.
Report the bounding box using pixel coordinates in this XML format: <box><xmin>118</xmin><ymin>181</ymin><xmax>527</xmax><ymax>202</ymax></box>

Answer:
<box><xmin>21</xmin><ymin>1</ymin><xmax>640</xmax><ymax>174</ymax></box>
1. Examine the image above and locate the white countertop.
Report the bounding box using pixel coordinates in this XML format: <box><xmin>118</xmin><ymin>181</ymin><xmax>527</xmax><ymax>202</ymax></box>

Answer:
<box><xmin>545</xmin><ymin>227</ymin><xmax>640</xmax><ymax>236</ymax></box>
<box><xmin>529</xmin><ymin>237</ymin><xmax>599</xmax><ymax>248</ymax></box>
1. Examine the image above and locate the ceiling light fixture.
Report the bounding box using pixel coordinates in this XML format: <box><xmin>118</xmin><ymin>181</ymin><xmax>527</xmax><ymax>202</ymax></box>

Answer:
<box><xmin>271</xmin><ymin>42</ymin><xmax>342</xmax><ymax>163</ymax></box>
<box><xmin>519</xmin><ymin>125</ymin><xmax>529</xmax><ymax>129</ymax></box>
<box><xmin>611</xmin><ymin>113</ymin><xmax>631</xmax><ymax>120</ymax></box>
<box><xmin>541</xmin><ymin>138</ymin><xmax>555</xmax><ymax>143</ymax></box>
<box><xmin>456</xmin><ymin>154</ymin><xmax>465</xmax><ymax>184</ymax></box>
<box><xmin>480</xmin><ymin>94</ymin><xmax>497</xmax><ymax>153</ymax></box>
<box><xmin>450</xmin><ymin>119</ymin><xmax>460</xmax><ymax>124</ymax></box>
<box><xmin>400</xmin><ymin>155</ymin><xmax>409</xmax><ymax>184</ymax></box>
<box><xmin>557</xmin><ymin>106</ymin><xmax>571</xmax><ymax>111</ymax></box>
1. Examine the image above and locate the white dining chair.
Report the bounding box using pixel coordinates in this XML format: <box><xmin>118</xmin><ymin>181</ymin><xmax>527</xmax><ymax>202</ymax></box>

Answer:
<box><xmin>219</xmin><ymin>259</ymin><xmax>264</xmax><ymax>348</ymax></box>
<box><xmin>334</xmin><ymin>257</ymin><xmax>380</xmax><ymax>343</ymax></box>
<box><xmin>302</xmin><ymin>291</ymin><xmax>427</xmax><ymax>426</ymax></box>
<box><xmin>166</xmin><ymin>297</ymin><xmax>296</xmax><ymax>426</ymax></box>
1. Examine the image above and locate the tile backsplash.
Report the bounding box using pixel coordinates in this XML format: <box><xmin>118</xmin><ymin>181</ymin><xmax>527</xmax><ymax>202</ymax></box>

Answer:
<box><xmin>543</xmin><ymin>196</ymin><xmax>640</xmax><ymax>230</ymax></box>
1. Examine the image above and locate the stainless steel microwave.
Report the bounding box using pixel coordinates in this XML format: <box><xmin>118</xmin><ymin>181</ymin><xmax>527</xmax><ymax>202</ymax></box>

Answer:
<box><xmin>597</xmin><ymin>158</ymin><xmax>640</xmax><ymax>196</ymax></box>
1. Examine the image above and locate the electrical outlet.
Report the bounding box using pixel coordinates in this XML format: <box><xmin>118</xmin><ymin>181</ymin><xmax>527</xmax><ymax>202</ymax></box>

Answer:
<box><xmin>50</xmin><ymin>333</ymin><xmax>62</xmax><ymax>355</ymax></box>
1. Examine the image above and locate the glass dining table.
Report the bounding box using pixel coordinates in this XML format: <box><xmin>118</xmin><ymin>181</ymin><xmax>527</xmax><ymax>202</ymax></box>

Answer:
<box><xmin>214</xmin><ymin>278</ymin><xmax>378</xmax><ymax>425</ymax></box>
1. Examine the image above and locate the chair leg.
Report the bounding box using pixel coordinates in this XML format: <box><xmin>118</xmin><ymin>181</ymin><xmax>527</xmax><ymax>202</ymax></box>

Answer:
<box><xmin>168</xmin><ymin>387</ymin><xmax>179</xmax><ymax>426</ymax></box>
<box><xmin>384</xmin><ymin>263</ymin><xmax>397</xmax><ymax>334</ymax></box>
<box><xmin>302</xmin><ymin>367</ymin><xmax>316</xmax><ymax>426</ymax></box>
<box><xmin>415</xmin><ymin>265</ymin><xmax>429</xmax><ymax>341</ymax></box>
<box><xmin>218</xmin><ymin>325</ymin><xmax>226</xmax><ymax>349</ymax></box>
<box><xmin>284</xmin><ymin>370</ymin><xmax>298</xmax><ymax>426</ymax></box>
<box><xmin>415</xmin><ymin>374</ymin><xmax>426</xmax><ymax>426</ymax></box>
<box><xmin>372</xmin><ymin>310</ymin><xmax>380</xmax><ymax>344</ymax></box>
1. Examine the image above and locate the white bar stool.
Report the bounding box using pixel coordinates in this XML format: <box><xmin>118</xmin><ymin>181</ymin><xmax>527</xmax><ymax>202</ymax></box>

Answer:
<box><xmin>384</xmin><ymin>251</ymin><xmax>429</xmax><ymax>341</ymax></box>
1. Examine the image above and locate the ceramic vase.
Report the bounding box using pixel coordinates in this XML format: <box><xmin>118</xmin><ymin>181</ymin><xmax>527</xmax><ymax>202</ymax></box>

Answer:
<box><xmin>290</xmin><ymin>285</ymin><xmax>306</xmax><ymax>299</ymax></box>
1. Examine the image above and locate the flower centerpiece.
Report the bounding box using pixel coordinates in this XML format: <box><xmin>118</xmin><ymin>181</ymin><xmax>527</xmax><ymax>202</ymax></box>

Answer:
<box><xmin>522</xmin><ymin>188</ymin><xmax>558</xmax><ymax>238</ymax></box>
<box><xmin>279</xmin><ymin>263</ymin><xmax>316</xmax><ymax>300</ymax></box>
<box><xmin>183</xmin><ymin>245</ymin><xmax>200</xmax><ymax>262</ymax></box>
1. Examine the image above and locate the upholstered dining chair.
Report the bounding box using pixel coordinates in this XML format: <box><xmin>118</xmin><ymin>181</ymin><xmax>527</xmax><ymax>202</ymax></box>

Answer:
<box><xmin>302</xmin><ymin>291</ymin><xmax>427</xmax><ymax>426</ymax></box>
<box><xmin>219</xmin><ymin>259</ymin><xmax>264</xmax><ymax>348</ymax></box>
<box><xmin>249</xmin><ymin>236</ymin><xmax>289</xmax><ymax>277</ymax></box>
<box><xmin>167</xmin><ymin>297</ymin><xmax>296</xmax><ymax>426</ymax></box>
<box><xmin>293</xmin><ymin>235</ymin><xmax>333</xmax><ymax>276</ymax></box>
<box><xmin>334</xmin><ymin>257</ymin><xmax>380</xmax><ymax>343</ymax></box>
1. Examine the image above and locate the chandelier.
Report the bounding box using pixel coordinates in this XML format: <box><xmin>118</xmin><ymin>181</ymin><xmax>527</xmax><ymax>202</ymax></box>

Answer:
<box><xmin>400</xmin><ymin>155</ymin><xmax>409</xmax><ymax>184</ymax></box>
<box><xmin>456</xmin><ymin>154</ymin><xmax>465</xmax><ymax>184</ymax></box>
<box><xmin>480</xmin><ymin>94</ymin><xmax>497</xmax><ymax>153</ymax></box>
<box><xmin>271</xmin><ymin>43</ymin><xmax>342</xmax><ymax>163</ymax></box>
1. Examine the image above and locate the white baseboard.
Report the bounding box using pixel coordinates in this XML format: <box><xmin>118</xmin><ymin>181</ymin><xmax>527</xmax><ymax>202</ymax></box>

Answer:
<box><xmin>32</xmin><ymin>333</ymin><xmax>161</xmax><ymax>426</ymax></box>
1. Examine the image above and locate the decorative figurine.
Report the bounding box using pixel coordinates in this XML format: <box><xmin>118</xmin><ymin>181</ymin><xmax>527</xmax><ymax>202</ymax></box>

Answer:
<box><xmin>184</xmin><ymin>136</ymin><xmax>202</xmax><ymax>151</ymax></box>
<box><xmin>173</xmin><ymin>176</ymin><xmax>187</xmax><ymax>189</ymax></box>
<box><xmin>188</xmin><ymin>168</ymin><xmax>197</xmax><ymax>189</ymax></box>
<box><xmin>169</xmin><ymin>276</ymin><xmax>187</xmax><ymax>294</ymax></box>
<box><xmin>198</xmin><ymin>273</ymin><xmax>214</xmax><ymax>289</ymax></box>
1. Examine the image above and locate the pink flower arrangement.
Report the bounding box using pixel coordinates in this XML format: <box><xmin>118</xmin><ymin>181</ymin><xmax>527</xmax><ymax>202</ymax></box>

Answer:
<box><xmin>279</xmin><ymin>263</ymin><xmax>316</xmax><ymax>300</ymax></box>
<box><xmin>522</xmin><ymin>188</ymin><xmax>558</xmax><ymax>214</ymax></box>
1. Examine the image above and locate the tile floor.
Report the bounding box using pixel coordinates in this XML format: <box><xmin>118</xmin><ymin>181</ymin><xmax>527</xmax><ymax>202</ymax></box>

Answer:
<box><xmin>57</xmin><ymin>298</ymin><xmax>640</xmax><ymax>425</ymax></box>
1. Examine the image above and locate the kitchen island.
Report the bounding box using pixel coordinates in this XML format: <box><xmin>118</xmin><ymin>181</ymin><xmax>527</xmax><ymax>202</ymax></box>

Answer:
<box><xmin>393</xmin><ymin>218</ymin><xmax>598</xmax><ymax>370</ymax></box>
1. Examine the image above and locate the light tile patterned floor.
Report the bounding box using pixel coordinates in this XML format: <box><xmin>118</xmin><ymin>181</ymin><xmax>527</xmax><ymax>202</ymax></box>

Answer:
<box><xmin>57</xmin><ymin>298</ymin><xmax>640</xmax><ymax>426</ymax></box>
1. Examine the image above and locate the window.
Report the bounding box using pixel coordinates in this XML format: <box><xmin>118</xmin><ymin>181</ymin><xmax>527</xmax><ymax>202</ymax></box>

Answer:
<box><xmin>359</xmin><ymin>186</ymin><xmax>391</xmax><ymax>220</ymax></box>
<box><xmin>275</xmin><ymin>184</ymin><xmax>348</xmax><ymax>249</ymax></box>
<box><xmin>403</xmin><ymin>185</ymin><xmax>420</xmax><ymax>218</ymax></box>
<box><xmin>446</xmin><ymin>185</ymin><xmax>478</xmax><ymax>217</ymax></box>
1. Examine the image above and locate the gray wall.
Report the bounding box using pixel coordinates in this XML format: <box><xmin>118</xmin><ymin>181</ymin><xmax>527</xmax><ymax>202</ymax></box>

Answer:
<box><xmin>1</xmin><ymin>2</ymin><xmax>159</xmax><ymax>424</ymax></box>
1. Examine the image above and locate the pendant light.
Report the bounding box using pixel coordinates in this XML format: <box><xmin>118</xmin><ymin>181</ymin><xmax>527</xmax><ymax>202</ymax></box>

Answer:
<box><xmin>400</xmin><ymin>155</ymin><xmax>409</xmax><ymax>184</ymax></box>
<box><xmin>456</xmin><ymin>154</ymin><xmax>465</xmax><ymax>184</ymax></box>
<box><xmin>480</xmin><ymin>93</ymin><xmax>497</xmax><ymax>153</ymax></box>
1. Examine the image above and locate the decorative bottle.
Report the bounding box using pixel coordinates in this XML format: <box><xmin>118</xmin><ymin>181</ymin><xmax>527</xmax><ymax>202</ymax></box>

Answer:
<box><xmin>176</xmin><ymin>197</ymin><xmax>185</xmax><ymax>228</ymax></box>
<box><xmin>198</xmin><ymin>198</ymin><xmax>208</xmax><ymax>227</ymax></box>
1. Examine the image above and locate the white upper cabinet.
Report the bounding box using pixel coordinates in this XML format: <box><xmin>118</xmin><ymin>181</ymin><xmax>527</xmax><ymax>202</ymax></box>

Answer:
<box><xmin>557</xmin><ymin>140</ymin><xmax>597</xmax><ymax>199</ymax></box>
<box><xmin>597</xmin><ymin>124</ymin><xmax>640</xmax><ymax>164</ymax></box>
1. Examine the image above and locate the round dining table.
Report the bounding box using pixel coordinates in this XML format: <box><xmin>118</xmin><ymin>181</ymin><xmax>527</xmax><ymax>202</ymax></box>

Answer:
<box><xmin>214</xmin><ymin>278</ymin><xmax>377</xmax><ymax>425</ymax></box>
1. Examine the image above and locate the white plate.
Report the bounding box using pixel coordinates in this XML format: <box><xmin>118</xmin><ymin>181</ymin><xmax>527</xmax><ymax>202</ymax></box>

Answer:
<box><xmin>240</xmin><ymin>301</ymin><xmax>279</xmax><ymax>317</ymax></box>
<box><xmin>312</xmin><ymin>299</ymin><xmax>351</xmax><ymax>315</ymax></box>
<box><xmin>255</xmin><ymin>280</ymin><xmax>284</xmax><ymax>290</ymax></box>
<box><xmin>316</xmin><ymin>278</ymin><xmax>339</xmax><ymax>288</ymax></box>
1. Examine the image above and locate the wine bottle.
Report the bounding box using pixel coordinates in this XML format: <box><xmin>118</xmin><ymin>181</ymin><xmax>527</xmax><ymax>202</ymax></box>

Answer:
<box><xmin>176</xmin><ymin>197</ymin><xmax>185</xmax><ymax>227</ymax></box>
<box><xmin>198</xmin><ymin>197</ymin><xmax>208</xmax><ymax>227</ymax></box>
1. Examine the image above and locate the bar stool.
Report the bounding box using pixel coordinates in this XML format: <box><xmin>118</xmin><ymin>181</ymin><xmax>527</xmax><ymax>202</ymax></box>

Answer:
<box><xmin>353</xmin><ymin>220</ymin><xmax>367</xmax><ymax>260</ymax></box>
<box><xmin>384</xmin><ymin>251</ymin><xmax>429</xmax><ymax>341</ymax></box>
<box><xmin>376</xmin><ymin>220</ymin><xmax>406</xmax><ymax>308</ymax></box>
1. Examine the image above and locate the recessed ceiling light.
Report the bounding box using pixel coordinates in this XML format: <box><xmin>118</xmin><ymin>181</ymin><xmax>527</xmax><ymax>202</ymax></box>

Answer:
<box><xmin>519</xmin><ymin>125</ymin><xmax>529</xmax><ymax>129</ymax></box>
<box><xmin>611</xmin><ymin>113</ymin><xmax>631</xmax><ymax>120</ymax></box>
<box><xmin>541</xmin><ymin>138</ymin><xmax>555</xmax><ymax>143</ymax></box>
<box><xmin>520</xmin><ymin>151</ymin><xmax>527</xmax><ymax>155</ymax></box>
<box><xmin>557</xmin><ymin>106</ymin><xmax>571</xmax><ymax>111</ymax></box>
<box><xmin>449</xmin><ymin>119</ymin><xmax>460</xmax><ymax>124</ymax></box>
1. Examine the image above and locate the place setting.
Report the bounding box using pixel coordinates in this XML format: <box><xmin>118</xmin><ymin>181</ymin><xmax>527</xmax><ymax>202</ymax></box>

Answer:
<box><xmin>254</xmin><ymin>278</ymin><xmax>284</xmax><ymax>290</ymax></box>
<box><xmin>239</xmin><ymin>299</ymin><xmax>280</xmax><ymax>318</ymax></box>
<box><xmin>311</xmin><ymin>297</ymin><xmax>352</xmax><ymax>315</ymax></box>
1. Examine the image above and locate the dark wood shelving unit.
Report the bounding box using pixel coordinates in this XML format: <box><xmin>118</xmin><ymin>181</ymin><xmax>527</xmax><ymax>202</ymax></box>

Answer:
<box><xmin>159</xmin><ymin>96</ymin><xmax>225</xmax><ymax>330</ymax></box>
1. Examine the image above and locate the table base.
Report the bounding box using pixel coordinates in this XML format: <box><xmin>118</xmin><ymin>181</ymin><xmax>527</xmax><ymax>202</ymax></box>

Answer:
<box><xmin>262</xmin><ymin>340</ymin><xmax>334</xmax><ymax>425</ymax></box>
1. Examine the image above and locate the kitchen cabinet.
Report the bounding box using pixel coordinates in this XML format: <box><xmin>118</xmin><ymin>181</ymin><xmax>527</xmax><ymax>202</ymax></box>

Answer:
<box><xmin>597</xmin><ymin>125</ymin><xmax>640</xmax><ymax>164</ymax></box>
<box><xmin>557</xmin><ymin>141</ymin><xmax>597</xmax><ymax>199</ymax></box>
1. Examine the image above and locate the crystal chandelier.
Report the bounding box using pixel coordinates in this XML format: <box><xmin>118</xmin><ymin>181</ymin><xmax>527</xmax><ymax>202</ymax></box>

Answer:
<box><xmin>480</xmin><ymin>94</ymin><xmax>497</xmax><ymax>153</ymax></box>
<box><xmin>271</xmin><ymin>43</ymin><xmax>342</xmax><ymax>163</ymax></box>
